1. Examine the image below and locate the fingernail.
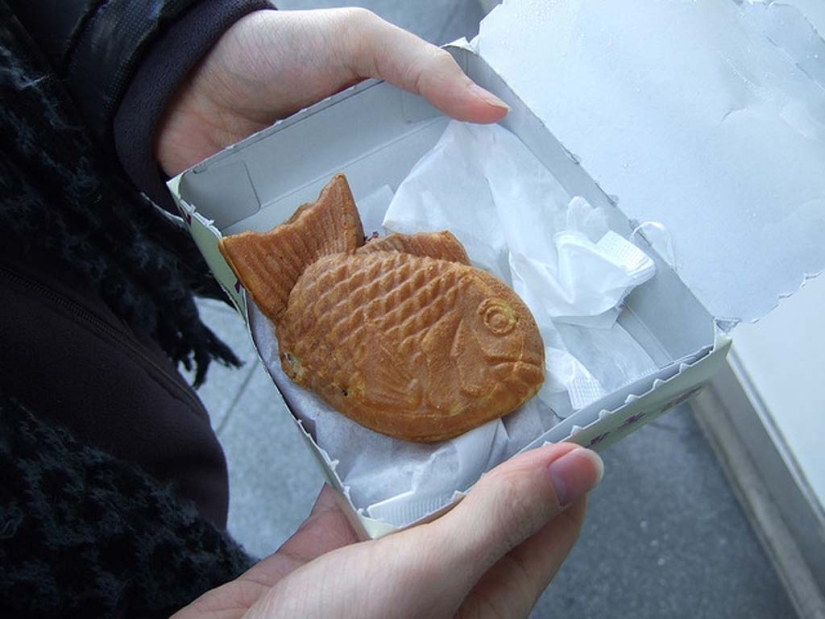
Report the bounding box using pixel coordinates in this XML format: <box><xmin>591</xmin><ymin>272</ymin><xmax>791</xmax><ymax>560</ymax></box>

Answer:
<box><xmin>548</xmin><ymin>448</ymin><xmax>604</xmax><ymax>507</ymax></box>
<box><xmin>468</xmin><ymin>83</ymin><xmax>511</xmax><ymax>111</ymax></box>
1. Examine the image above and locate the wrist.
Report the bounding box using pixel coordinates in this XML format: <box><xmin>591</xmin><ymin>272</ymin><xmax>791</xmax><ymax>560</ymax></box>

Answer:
<box><xmin>114</xmin><ymin>0</ymin><xmax>273</xmax><ymax>211</ymax></box>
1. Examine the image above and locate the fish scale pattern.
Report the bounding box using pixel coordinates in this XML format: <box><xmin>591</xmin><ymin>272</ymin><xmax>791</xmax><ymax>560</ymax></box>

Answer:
<box><xmin>221</xmin><ymin>174</ymin><xmax>544</xmax><ymax>441</ymax></box>
<box><xmin>287</xmin><ymin>252</ymin><xmax>463</xmax><ymax>375</ymax></box>
<box><xmin>276</xmin><ymin>246</ymin><xmax>544</xmax><ymax>441</ymax></box>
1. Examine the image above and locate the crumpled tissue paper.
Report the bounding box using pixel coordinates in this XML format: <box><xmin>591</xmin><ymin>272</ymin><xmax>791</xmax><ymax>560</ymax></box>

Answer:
<box><xmin>253</xmin><ymin>120</ymin><xmax>659</xmax><ymax>528</ymax></box>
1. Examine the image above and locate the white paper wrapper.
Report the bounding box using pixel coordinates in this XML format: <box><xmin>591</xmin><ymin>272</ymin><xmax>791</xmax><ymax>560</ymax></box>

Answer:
<box><xmin>253</xmin><ymin>121</ymin><xmax>659</xmax><ymax>528</ymax></box>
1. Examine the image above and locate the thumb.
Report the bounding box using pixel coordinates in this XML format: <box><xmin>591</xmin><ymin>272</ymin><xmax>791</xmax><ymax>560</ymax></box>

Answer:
<box><xmin>341</xmin><ymin>8</ymin><xmax>510</xmax><ymax>123</ymax></box>
<box><xmin>419</xmin><ymin>443</ymin><xmax>603</xmax><ymax>591</ymax></box>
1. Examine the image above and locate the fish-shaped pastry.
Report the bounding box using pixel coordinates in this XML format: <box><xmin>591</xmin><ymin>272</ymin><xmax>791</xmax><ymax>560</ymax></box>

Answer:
<box><xmin>219</xmin><ymin>174</ymin><xmax>545</xmax><ymax>442</ymax></box>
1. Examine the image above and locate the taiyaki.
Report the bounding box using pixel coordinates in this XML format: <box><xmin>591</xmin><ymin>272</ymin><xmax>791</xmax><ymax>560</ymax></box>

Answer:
<box><xmin>219</xmin><ymin>174</ymin><xmax>545</xmax><ymax>442</ymax></box>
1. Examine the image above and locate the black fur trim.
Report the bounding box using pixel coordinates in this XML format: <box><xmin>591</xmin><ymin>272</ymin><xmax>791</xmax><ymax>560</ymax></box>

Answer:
<box><xmin>0</xmin><ymin>14</ymin><xmax>241</xmax><ymax>386</ymax></box>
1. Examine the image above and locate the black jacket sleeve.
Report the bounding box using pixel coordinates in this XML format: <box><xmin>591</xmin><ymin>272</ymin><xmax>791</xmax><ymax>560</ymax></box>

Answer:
<box><xmin>7</xmin><ymin>0</ymin><xmax>273</xmax><ymax>209</ymax></box>
<box><xmin>115</xmin><ymin>0</ymin><xmax>274</xmax><ymax>211</ymax></box>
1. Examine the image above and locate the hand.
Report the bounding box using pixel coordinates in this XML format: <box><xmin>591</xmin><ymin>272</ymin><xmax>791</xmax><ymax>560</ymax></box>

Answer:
<box><xmin>156</xmin><ymin>8</ymin><xmax>510</xmax><ymax>176</ymax></box>
<box><xmin>172</xmin><ymin>443</ymin><xmax>603</xmax><ymax>619</ymax></box>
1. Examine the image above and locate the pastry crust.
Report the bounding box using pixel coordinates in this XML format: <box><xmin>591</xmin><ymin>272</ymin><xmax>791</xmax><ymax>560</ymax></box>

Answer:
<box><xmin>357</xmin><ymin>231</ymin><xmax>470</xmax><ymax>265</ymax></box>
<box><xmin>278</xmin><ymin>251</ymin><xmax>545</xmax><ymax>441</ymax></box>
<box><xmin>218</xmin><ymin>174</ymin><xmax>363</xmax><ymax>326</ymax></box>
<box><xmin>219</xmin><ymin>174</ymin><xmax>545</xmax><ymax>442</ymax></box>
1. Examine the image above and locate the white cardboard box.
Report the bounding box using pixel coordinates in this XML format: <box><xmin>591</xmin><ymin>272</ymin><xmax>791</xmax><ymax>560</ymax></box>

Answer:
<box><xmin>168</xmin><ymin>0</ymin><xmax>824</xmax><ymax>538</ymax></box>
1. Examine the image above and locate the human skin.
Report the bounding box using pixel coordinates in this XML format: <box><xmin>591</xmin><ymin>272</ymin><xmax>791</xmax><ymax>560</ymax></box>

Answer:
<box><xmin>158</xmin><ymin>9</ymin><xmax>603</xmax><ymax>618</ymax></box>
<box><xmin>155</xmin><ymin>8</ymin><xmax>510</xmax><ymax>177</ymax></box>
<box><xmin>173</xmin><ymin>442</ymin><xmax>602</xmax><ymax>619</ymax></box>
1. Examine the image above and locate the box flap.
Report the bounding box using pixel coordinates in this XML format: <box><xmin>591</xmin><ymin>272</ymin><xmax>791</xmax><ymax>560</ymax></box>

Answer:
<box><xmin>476</xmin><ymin>0</ymin><xmax>825</xmax><ymax>327</ymax></box>
<box><xmin>787</xmin><ymin>0</ymin><xmax>825</xmax><ymax>36</ymax></box>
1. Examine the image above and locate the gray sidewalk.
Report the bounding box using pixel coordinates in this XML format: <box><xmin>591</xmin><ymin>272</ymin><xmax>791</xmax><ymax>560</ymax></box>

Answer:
<box><xmin>192</xmin><ymin>2</ymin><xmax>799</xmax><ymax>617</ymax></box>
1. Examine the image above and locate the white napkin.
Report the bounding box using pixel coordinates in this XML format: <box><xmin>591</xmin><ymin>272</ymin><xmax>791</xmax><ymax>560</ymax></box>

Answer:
<box><xmin>253</xmin><ymin>121</ymin><xmax>659</xmax><ymax>528</ymax></box>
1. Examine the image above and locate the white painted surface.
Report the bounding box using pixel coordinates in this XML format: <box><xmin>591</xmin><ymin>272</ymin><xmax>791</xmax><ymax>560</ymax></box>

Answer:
<box><xmin>477</xmin><ymin>0</ymin><xmax>825</xmax><ymax>326</ymax></box>
<box><xmin>733</xmin><ymin>274</ymin><xmax>825</xmax><ymax>508</ymax></box>
<box><xmin>787</xmin><ymin>0</ymin><xmax>825</xmax><ymax>35</ymax></box>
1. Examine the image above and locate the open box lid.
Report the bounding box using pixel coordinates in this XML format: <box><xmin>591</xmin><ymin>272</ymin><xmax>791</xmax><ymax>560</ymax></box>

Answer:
<box><xmin>475</xmin><ymin>0</ymin><xmax>825</xmax><ymax>328</ymax></box>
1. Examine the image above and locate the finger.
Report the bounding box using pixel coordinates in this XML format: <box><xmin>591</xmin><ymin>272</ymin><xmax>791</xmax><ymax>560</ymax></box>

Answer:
<box><xmin>236</xmin><ymin>484</ymin><xmax>360</xmax><ymax>588</ymax></box>
<box><xmin>245</xmin><ymin>449</ymin><xmax>599</xmax><ymax>619</ymax></box>
<box><xmin>296</xmin><ymin>483</ymin><xmax>345</xmax><ymax>532</ymax></box>
<box><xmin>419</xmin><ymin>443</ymin><xmax>603</xmax><ymax>592</ymax></box>
<box><xmin>339</xmin><ymin>8</ymin><xmax>510</xmax><ymax>123</ymax></box>
<box><xmin>459</xmin><ymin>497</ymin><xmax>589</xmax><ymax>619</ymax></box>
<box><xmin>282</xmin><ymin>484</ymin><xmax>361</xmax><ymax>561</ymax></box>
<box><xmin>171</xmin><ymin>486</ymin><xmax>361</xmax><ymax>618</ymax></box>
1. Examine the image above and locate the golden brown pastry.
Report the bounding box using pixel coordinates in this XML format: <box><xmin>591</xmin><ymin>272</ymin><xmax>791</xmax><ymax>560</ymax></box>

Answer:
<box><xmin>278</xmin><ymin>251</ymin><xmax>545</xmax><ymax>441</ymax></box>
<box><xmin>218</xmin><ymin>174</ymin><xmax>364</xmax><ymax>325</ymax></box>
<box><xmin>357</xmin><ymin>231</ymin><xmax>470</xmax><ymax>265</ymax></box>
<box><xmin>219</xmin><ymin>174</ymin><xmax>545</xmax><ymax>442</ymax></box>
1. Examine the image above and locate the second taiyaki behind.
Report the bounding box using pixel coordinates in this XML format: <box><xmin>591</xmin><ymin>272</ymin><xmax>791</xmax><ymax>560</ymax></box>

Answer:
<box><xmin>219</xmin><ymin>174</ymin><xmax>545</xmax><ymax>442</ymax></box>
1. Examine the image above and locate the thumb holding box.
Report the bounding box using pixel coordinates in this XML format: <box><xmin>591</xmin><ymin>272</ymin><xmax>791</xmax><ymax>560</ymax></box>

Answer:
<box><xmin>173</xmin><ymin>443</ymin><xmax>603</xmax><ymax>619</ymax></box>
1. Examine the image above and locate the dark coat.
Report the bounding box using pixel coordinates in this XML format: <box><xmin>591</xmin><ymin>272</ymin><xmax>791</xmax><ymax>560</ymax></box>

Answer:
<box><xmin>1</xmin><ymin>0</ymin><xmax>271</xmax><ymax>615</ymax></box>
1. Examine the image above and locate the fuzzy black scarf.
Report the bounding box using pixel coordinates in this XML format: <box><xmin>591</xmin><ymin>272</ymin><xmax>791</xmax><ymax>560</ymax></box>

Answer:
<box><xmin>0</xmin><ymin>393</ymin><xmax>254</xmax><ymax>617</ymax></box>
<box><xmin>0</xmin><ymin>13</ymin><xmax>240</xmax><ymax>385</ymax></box>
